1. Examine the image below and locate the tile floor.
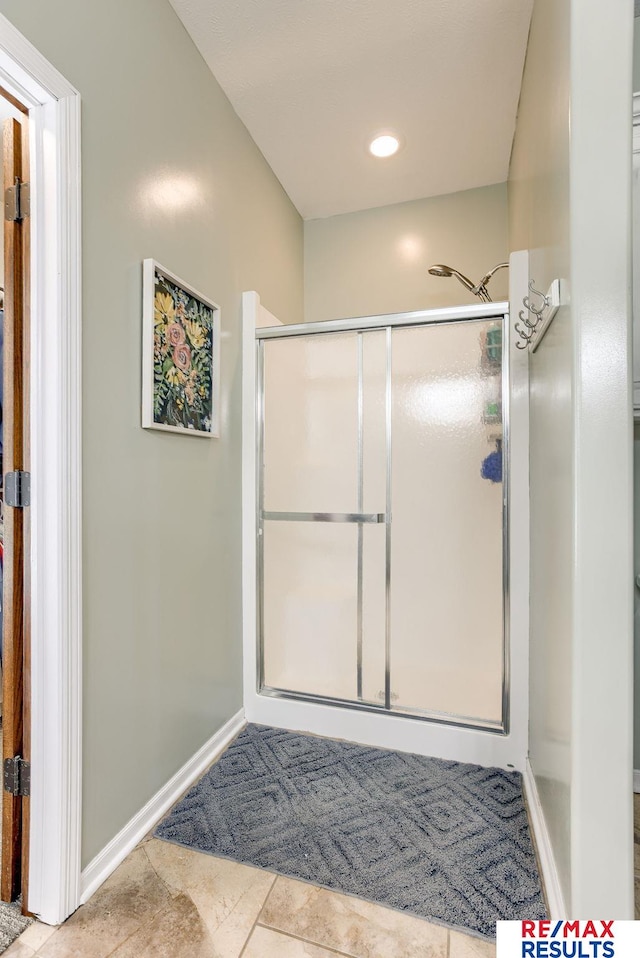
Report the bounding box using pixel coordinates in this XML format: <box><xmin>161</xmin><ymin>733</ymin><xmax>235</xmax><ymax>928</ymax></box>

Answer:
<box><xmin>5</xmin><ymin>792</ymin><xmax>640</xmax><ymax>955</ymax></box>
<box><xmin>4</xmin><ymin>837</ymin><xmax>496</xmax><ymax>958</ymax></box>
<box><xmin>3</xmin><ymin>783</ymin><xmax>638</xmax><ymax>954</ymax></box>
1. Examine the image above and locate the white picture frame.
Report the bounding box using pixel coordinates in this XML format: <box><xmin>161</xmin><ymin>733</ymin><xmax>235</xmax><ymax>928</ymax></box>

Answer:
<box><xmin>142</xmin><ymin>258</ymin><xmax>221</xmax><ymax>437</ymax></box>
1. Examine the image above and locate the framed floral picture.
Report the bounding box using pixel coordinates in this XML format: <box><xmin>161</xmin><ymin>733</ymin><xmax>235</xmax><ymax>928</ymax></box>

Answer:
<box><xmin>142</xmin><ymin>259</ymin><xmax>220</xmax><ymax>437</ymax></box>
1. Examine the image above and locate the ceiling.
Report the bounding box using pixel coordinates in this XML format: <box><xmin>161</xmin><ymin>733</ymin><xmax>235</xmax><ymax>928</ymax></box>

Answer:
<box><xmin>169</xmin><ymin>0</ymin><xmax>533</xmax><ymax>220</ymax></box>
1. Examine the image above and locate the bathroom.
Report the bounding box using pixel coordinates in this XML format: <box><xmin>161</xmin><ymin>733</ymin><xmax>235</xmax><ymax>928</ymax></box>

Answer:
<box><xmin>0</xmin><ymin>1</ymin><xmax>632</xmax><ymax>952</ymax></box>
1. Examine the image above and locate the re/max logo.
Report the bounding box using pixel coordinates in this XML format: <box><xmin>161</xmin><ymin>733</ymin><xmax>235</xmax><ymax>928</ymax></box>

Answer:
<box><xmin>522</xmin><ymin>923</ymin><xmax>615</xmax><ymax>940</ymax></box>
<box><xmin>519</xmin><ymin>922</ymin><xmax>616</xmax><ymax>958</ymax></box>
<box><xmin>520</xmin><ymin>942</ymin><xmax>614</xmax><ymax>958</ymax></box>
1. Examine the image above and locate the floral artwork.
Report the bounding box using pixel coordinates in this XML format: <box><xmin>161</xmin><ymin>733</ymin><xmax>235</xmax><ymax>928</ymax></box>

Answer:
<box><xmin>142</xmin><ymin>261</ymin><xmax>220</xmax><ymax>436</ymax></box>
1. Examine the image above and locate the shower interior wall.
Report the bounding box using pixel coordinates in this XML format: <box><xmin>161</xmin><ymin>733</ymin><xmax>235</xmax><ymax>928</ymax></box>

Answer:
<box><xmin>303</xmin><ymin>183</ymin><xmax>510</xmax><ymax>325</ymax></box>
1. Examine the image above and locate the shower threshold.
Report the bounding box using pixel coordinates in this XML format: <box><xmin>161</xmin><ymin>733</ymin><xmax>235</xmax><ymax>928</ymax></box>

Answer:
<box><xmin>259</xmin><ymin>684</ymin><xmax>506</xmax><ymax>735</ymax></box>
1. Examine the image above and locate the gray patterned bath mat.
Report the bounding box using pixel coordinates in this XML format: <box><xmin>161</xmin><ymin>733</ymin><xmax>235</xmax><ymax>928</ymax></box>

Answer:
<box><xmin>155</xmin><ymin>724</ymin><xmax>546</xmax><ymax>938</ymax></box>
<box><xmin>0</xmin><ymin>900</ymin><xmax>31</xmax><ymax>954</ymax></box>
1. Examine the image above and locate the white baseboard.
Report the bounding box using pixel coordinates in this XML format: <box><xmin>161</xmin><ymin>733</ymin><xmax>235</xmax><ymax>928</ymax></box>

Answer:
<box><xmin>80</xmin><ymin>709</ymin><xmax>246</xmax><ymax>904</ymax></box>
<box><xmin>523</xmin><ymin>759</ymin><xmax>567</xmax><ymax>919</ymax></box>
<box><xmin>634</xmin><ymin>769</ymin><xmax>640</xmax><ymax>793</ymax></box>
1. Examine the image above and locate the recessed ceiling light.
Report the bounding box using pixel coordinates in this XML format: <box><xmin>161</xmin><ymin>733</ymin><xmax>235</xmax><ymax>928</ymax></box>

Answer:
<box><xmin>369</xmin><ymin>134</ymin><xmax>400</xmax><ymax>158</ymax></box>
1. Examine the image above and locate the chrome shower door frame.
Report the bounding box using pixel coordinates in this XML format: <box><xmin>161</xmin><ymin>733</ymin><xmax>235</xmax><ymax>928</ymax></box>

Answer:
<box><xmin>256</xmin><ymin>302</ymin><xmax>510</xmax><ymax>735</ymax></box>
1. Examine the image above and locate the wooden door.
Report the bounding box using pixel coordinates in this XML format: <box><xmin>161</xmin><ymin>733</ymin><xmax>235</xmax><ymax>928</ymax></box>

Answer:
<box><xmin>1</xmin><ymin>115</ymin><xmax>30</xmax><ymax>908</ymax></box>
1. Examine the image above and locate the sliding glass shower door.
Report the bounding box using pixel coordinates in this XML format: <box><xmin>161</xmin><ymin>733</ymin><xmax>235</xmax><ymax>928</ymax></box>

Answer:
<box><xmin>389</xmin><ymin>323</ymin><xmax>505</xmax><ymax>724</ymax></box>
<box><xmin>258</xmin><ymin>314</ymin><xmax>506</xmax><ymax>731</ymax></box>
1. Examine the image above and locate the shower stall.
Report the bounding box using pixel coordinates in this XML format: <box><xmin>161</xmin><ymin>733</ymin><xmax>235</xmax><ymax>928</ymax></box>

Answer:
<box><xmin>243</xmin><ymin>289</ymin><xmax>528</xmax><ymax>769</ymax></box>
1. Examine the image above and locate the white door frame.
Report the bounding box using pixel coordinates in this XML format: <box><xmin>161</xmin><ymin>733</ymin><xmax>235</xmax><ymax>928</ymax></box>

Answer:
<box><xmin>242</xmin><ymin>274</ymin><xmax>530</xmax><ymax>772</ymax></box>
<box><xmin>0</xmin><ymin>16</ymin><xmax>82</xmax><ymax>925</ymax></box>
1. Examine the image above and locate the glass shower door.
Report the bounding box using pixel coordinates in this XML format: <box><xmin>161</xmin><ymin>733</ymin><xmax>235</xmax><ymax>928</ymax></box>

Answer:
<box><xmin>258</xmin><ymin>315</ymin><xmax>506</xmax><ymax>729</ymax></box>
<box><xmin>389</xmin><ymin>320</ymin><xmax>505</xmax><ymax>725</ymax></box>
<box><xmin>259</xmin><ymin>330</ymin><xmax>387</xmax><ymax>704</ymax></box>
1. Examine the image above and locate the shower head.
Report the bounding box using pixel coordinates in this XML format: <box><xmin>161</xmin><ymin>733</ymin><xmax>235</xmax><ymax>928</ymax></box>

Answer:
<box><xmin>428</xmin><ymin>261</ymin><xmax>509</xmax><ymax>303</ymax></box>
<box><xmin>428</xmin><ymin>264</ymin><xmax>454</xmax><ymax>278</ymax></box>
<box><xmin>428</xmin><ymin>264</ymin><xmax>476</xmax><ymax>293</ymax></box>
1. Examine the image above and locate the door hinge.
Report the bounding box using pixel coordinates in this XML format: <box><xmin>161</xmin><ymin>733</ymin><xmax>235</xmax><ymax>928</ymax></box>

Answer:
<box><xmin>3</xmin><ymin>756</ymin><xmax>30</xmax><ymax>797</ymax></box>
<box><xmin>4</xmin><ymin>470</ymin><xmax>30</xmax><ymax>508</ymax></box>
<box><xmin>4</xmin><ymin>177</ymin><xmax>30</xmax><ymax>222</ymax></box>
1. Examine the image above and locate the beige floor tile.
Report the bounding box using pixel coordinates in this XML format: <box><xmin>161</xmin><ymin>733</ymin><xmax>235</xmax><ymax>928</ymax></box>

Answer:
<box><xmin>260</xmin><ymin>876</ymin><xmax>448</xmax><ymax>958</ymax></box>
<box><xmin>145</xmin><ymin>839</ymin><xmax>275</xmax><ymax>956</ymax></box>
<box><xmin>450</xmin><ymin>930</ymin><xmax>496</xmax><ymax>958</ymax></box>
<box><xmin>109</xmin><ymin>892</ymin><xmax>216</xmax><ymax>958</ymax></box>
<box><xmin>38</xmin><ymin>846</ymin><xmax>172</xmax><ymax>958</ymax></box>
<box><xmin>202</xmin><ymin>873</ymin><xmax>276</xmax><ymax>957</ymax></box>
<box><xmin>243</xmin><ymin>925</ymin><xmax>342</xmax><ymax>958</ymax></box>
<box><xmin>2</xmin><ymin>941</ymin><xmax>35</xmax><ymax>958</ymax></box>
<box><xmin>16</xmin><ymin>922</ymin><xmax>57</xmax><ymax>951</ymax></box>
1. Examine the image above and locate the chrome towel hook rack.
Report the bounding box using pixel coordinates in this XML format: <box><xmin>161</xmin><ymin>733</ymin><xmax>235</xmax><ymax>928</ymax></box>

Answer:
<box><xmin>515</xmin><ymin>278</ymin><xmax>562</xmax><ymax>351</ymax></box>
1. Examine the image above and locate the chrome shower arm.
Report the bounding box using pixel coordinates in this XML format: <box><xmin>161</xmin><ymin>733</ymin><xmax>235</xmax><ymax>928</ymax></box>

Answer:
<box><xmin>473</xmin><ymin>284</ymin><xmax>493</xmax><ymax>303</ymax></box>
<box><xmin>476</xmin><ymin>262</ymin><xmax>509</xmax><ymax>291</ymax></box>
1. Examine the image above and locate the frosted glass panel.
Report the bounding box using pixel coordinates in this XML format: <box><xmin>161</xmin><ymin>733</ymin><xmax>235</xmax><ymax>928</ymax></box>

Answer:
<box><xmin>389</xmin><ymin>321</ymin><xmax>504</xmax><ymax>723</ymax></box>
<box><xmin>263</xmin><ymin>333</ymin><xmax>358</xmax><ymax>513</ymax></box>
<box><xmin>262</xmin><ymin>521</ymin><xmax>358</xmax><ymax>700</ymax></box>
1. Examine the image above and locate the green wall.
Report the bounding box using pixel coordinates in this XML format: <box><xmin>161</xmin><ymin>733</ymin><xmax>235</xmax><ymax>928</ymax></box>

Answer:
<box><xmin>0</xmin><ymin>0</ymin><xmax>303</xmax><ymax>866</ymax></box>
